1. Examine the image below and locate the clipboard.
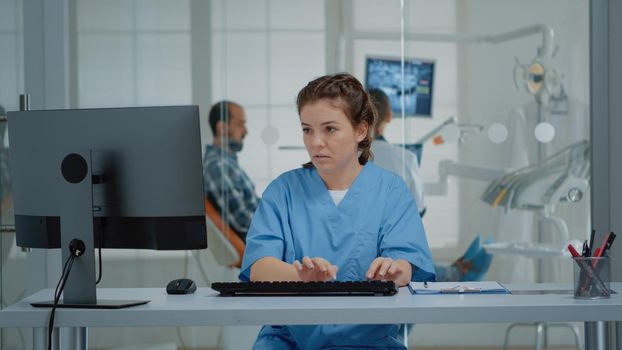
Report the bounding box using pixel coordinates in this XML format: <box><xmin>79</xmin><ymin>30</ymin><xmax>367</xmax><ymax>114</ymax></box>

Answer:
<box><xmin>408</xmin><ymin>281</ymin><xmax>511</xmax><ymax>295</ymax></box>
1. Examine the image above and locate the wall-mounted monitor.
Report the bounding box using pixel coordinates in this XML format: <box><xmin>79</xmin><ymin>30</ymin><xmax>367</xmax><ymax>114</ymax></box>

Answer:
<box><xmin>365</xmin><ymin>56</ymin><xmax>435</xmax><ymax>117</ymax></box>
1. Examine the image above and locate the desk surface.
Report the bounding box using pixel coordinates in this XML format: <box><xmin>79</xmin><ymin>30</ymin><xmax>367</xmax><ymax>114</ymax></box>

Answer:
<box><xmin>1</xmin><ymin>283</ymin><xmax>621</xmax><ymax>328</ymax></box>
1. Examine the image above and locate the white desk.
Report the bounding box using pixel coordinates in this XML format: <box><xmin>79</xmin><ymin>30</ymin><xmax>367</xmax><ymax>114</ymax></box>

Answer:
<box><xmin>0</xmin><ymin>283</ymin><xmax>620</xmax><ymax>349</ymax></box>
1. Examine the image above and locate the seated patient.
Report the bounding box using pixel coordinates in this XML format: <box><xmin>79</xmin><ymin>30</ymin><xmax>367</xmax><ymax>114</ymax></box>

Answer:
<box><xmin>240</xmin><ymin>73</ymin><xmax>435</xmax><ymax>350</ymax></box>
<box><xmin>368</xmin><ymin>88</ymin><xmax>492</xmax><ymax>282</ymax></box>
<box><xmin>202</xmin><ymin>100</ymin><xmax>258</xmax><ymax>242</ymax></box>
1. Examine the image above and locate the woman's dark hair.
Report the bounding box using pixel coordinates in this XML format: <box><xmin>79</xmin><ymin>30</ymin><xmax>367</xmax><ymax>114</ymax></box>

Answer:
<box><xmin>367</xmin><ymin>88</ymin><xmax>391</xmax><ymax>135</ymax></box>
<box><xmin>296</xmin><ymin>73</ymin><xmax>376</xmax><ymax>167</ymax></box>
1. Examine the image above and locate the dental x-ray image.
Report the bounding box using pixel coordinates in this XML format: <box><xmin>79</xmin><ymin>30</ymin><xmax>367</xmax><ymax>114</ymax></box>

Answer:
<box><xmin>365</xmin><ymin>56</ymin><xmax>434</xmax><ymax>117</ymax></box>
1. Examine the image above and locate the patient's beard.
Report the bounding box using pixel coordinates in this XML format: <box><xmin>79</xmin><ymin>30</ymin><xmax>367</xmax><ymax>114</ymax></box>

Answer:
<box><xmin>229</xmin><ymin>140</ymin><xmax>243</xmax><ymax>153</ymax></box>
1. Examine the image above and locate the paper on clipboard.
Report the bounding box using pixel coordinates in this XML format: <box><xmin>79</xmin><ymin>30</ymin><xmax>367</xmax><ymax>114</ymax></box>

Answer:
<box><xmin>408</xmin><ymin>281</ymin><xmax>510</xmax><ymax>295</ymax></box>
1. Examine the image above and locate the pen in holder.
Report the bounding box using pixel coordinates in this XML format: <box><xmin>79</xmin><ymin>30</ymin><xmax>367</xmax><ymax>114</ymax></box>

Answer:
<box><xmin>572</xmin><ymin>256</ymin><xmax>611</xmax><ymax>299</ymax></box>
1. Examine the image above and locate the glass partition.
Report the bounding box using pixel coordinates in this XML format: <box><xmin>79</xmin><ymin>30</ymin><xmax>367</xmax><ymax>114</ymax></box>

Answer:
<box><xmin>208</xmin><ymin>1</ymin><xmax>590</xmax><ymax>346</ymax></box>
<box><xmin>7</xmin><ymin>0</ymin><xmax>591</xmax><ymax>348</ymax></box>
<box><xmin>402</xmin><ymin>0</ymin><xmax>590</xmax><ymax>347</ymax></box>
<box><xmin>1</xmin><ymin>0</ymin><xmax>25</xmax><ymax>348</ymax></box>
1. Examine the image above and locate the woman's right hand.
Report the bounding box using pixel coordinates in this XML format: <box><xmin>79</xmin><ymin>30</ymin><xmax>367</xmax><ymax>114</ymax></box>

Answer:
<box><xmin>293</xmin><ymin>256</ymin><xmax>338</xmax><ymax>282</ymax></box>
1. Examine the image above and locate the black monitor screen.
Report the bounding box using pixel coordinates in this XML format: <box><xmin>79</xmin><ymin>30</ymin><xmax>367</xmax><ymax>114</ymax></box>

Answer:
<box><xmin>8</xmin><ymin>106</ymin><xmax>207</xmax><ymax>250</ymax></box>
<box><xmin>365</xmin><ymin>56</ymin><xmax>435</xmax><ymax>117</ymax></box>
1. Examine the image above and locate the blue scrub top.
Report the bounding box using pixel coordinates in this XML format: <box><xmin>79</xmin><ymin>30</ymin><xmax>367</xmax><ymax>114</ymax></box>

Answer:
<box><xmin>240</xmin><ymin>162</ymin><xmax>435</xmax><ymax>350</ymax></box>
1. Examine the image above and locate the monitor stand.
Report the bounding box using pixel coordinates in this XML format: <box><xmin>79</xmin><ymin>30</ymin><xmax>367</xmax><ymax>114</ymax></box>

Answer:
<box><xmin>31</xmin><ymin>151</ymin><xmax>149</xmax><ymax>309</ymax></box>
<box><xmin>30</xmin><ymin>300</ymin><xmax>149</xmax><ymax>309</ymax></box>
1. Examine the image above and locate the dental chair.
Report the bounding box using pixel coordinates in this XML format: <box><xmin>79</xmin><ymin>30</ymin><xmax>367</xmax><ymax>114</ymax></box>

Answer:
<box><xmin>482</xmin><ymin>140</ymin><xmax>589</xmax><ymax>244</ymax></box>
<box><xmin>425</xmin><ymin>141</ymin><xmax>589</xmax><ymax>349</ymax></box>
<box><xmin>204</xmin><ymin>198</ymin><xmax>244</xmax><ymax>269</ymax></box>
<box><xmin>482</xmin><ymin>141</ymin><xmax>589</xmax><ymax>350</ymax></box>
<box><xmin>203</xmin><ymin>198</ymin><xmax>260</xmax><ymax>350</ymax></box>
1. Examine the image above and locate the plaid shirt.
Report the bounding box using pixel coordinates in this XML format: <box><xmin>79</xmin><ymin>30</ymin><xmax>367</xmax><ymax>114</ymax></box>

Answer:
<box><xmin>203</xmin><ymin>145</ymin><xmax>259</xmax><ymax>241</ymax></box>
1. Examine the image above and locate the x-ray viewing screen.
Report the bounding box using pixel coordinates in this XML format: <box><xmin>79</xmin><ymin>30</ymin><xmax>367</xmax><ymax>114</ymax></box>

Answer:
<box><xmin>365</xmin><ymin>56</ymin><xmax>435</xmax><ymax>117</ymax></box>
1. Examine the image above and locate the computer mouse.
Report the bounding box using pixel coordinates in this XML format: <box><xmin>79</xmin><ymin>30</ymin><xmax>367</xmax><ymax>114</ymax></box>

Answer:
<box><xmin>166</xmin><ymin>278</ymin><xmax>197</xmax><ymax>295</ymax></box>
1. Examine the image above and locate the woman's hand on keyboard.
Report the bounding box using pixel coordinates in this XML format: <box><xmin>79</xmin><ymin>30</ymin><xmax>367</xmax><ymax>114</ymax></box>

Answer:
<box><xmin>366</xmin><ymin>257</ymin><xmax>411</xmax><ymax>286</ymax></box>
<box><xmin>293</xmin><ymin>256</ymin><xmax>338</xmax><ymax>282</ymax></box>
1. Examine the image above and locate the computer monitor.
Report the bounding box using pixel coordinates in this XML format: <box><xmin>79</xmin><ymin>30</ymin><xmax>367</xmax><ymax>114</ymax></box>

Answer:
<box><xmin>365</xmin><ymin>56</ymin><xmax>435</xmax><ymax>117</ymax></box>
<box><xmin>8</xmin><ymin>106</ymin><xmax>207</xmax><ymax>307</ymax></box>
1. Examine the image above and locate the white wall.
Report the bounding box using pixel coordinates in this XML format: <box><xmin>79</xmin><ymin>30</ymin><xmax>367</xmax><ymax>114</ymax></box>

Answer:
<box><xmin>210</xmin><ymin>0</ymin><xmax>326</xmax><ymax>194</ymax></box>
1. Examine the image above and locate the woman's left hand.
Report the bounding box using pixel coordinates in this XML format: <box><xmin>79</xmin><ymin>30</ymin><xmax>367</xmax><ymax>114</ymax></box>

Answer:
<box><xmin>366</xmin><ymin>257</ymin><xmax>404</xmax><ymax>281</ymax></box>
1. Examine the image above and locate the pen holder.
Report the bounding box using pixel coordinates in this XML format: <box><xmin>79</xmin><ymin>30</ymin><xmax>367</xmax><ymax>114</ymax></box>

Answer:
<box><xmin>572</xmin><ymin>257</ymin><xmax>611</xmax><ymax>299</ymax></box>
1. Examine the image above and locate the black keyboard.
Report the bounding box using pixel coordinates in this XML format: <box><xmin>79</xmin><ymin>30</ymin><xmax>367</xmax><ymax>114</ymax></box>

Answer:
<box><xmin>211</xmin><ymin>281</ymin><xmax>398</xmax><ymax>296</ymax></box>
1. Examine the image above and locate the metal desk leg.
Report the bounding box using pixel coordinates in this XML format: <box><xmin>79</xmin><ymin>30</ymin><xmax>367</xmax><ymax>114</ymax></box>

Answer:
<box><xmin>585</xmin><ymin>321</ymin><xmax>610</xmax><ymax>350</ymax></box>
<box><xmin>34</xmin><ymin>327</ymin><xmax>58</xmax><ymax>350</ymax></box>
<box><xmin>616</xmin><ymin>321</ymin><xmax>621</xmax><ymax>350</ymax></box>
<box><xmin>535</xmin><ymin>322</ymin><xmax>545</xmax><ymax>350</ymax></box>
<box><xmin>402</xmin><ymin>323</ymin><xmax>408</xmax><ymax>348</ymax></box>
<box><xmin>64</xmin><ymin>327</ymin><xmax>88</xmax><ymax>350</ymax></box>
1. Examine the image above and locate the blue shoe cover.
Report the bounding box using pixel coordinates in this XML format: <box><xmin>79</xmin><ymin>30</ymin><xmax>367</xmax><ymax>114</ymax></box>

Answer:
<box><xmin>460</xmin><ymin>235</ymin><xmax>493</xmax><ymax>282</ymax></box>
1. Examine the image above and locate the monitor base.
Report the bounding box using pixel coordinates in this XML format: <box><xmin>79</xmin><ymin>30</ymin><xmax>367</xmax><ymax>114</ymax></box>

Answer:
<box><xmin>31</xmin><ymin>299</ymin><xmax>149</xmax><ymax>309</ymax></box>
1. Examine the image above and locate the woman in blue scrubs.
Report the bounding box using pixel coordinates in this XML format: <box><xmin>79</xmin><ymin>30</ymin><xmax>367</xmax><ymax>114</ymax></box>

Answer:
<box><xmin>239</xmin><ymin>73</ymin><xmax>435</xmax><ymax>350</ymax></box>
